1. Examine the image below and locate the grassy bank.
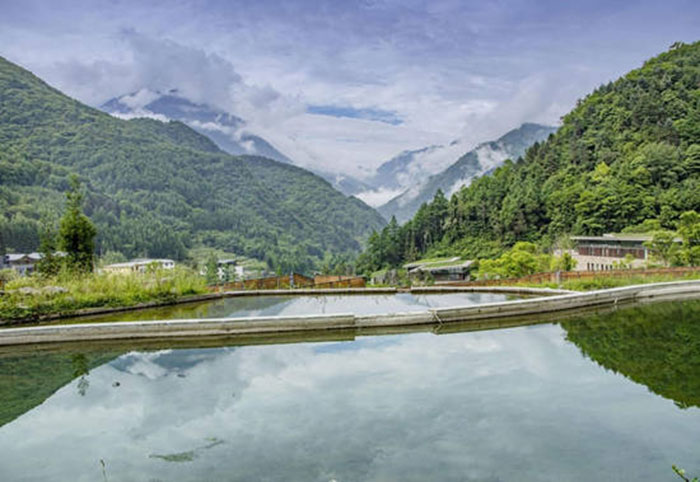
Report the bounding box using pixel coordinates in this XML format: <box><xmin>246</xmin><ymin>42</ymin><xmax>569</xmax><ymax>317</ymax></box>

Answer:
<box><xmin>517</xmin><ymin>272</ymin><xmax>700</xmax><ymax>291</ymax></box>
<box><xmin>0</xmin><ymin>267</ymin><xmax>207</xmax><ymax>324</ymax></box>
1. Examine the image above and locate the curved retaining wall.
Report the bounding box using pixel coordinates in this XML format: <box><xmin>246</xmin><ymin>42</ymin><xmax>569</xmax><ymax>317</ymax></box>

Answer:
<box><xmin>0</xmin><ymin>280</ymin><xmax>698</xmax><ymax>346</ymax></box>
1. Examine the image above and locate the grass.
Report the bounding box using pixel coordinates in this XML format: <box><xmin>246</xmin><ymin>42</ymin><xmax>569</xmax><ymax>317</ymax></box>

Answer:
<box><xmin>0</xmin><ymin>267</ymin><xmax>208</xmax><ymax>323</ymax></box>
<box><xmin>516</xmin><ymin>272</ymin><xmax>700</xmax><ymax>291</ymax></box>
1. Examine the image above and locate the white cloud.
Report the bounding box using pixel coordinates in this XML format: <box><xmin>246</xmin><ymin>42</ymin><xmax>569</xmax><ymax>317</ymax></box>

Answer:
<box><xmin>1</xmin><ymin>1</ymin><xmax>694</xmax><ymax>184</ymax></box>
<box><xmin>355</xmin><ymin>187</ymin><xmax>407</xmax><ymax>207</ymax></box>
<box><xmin>119</xmin><ymin>88</ymin><xmax>161</xmax><ymax>110</ymax></box>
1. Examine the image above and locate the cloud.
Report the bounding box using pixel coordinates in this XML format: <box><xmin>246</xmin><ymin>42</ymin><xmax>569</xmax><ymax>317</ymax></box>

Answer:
<box><xmin>1</xmin><ymin>0</ymin><xmax>698</xmax><ymax>181</ymax></box>
<box><xmin>118</xmin><ymin>88</ymin><xmax>161</xmax><ymax>110</ymax></box>
<box><xmin>355</xmin><ymin>187</ymin><xmax>407</xmax><ymax>207</ymax></box>
<box><xmin>123</xmin><ymin>30</ymin><xmax>242</xmax><ymax>110</ymax></box>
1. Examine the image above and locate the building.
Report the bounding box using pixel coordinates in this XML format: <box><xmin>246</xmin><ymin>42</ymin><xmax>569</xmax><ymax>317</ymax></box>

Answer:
<box><xmin>216</xmin><ymin>259</ymin><xmax>244</xmax><ymax>280</ymax></box>
<box><xmin>1</xmin><ymin>252</ymin><xmax>67</xmax><ymax>276</ymax></box>
<box><xmin>103</xmin><ymin>258</ymin><xmax>175</xmax><ymax>274</ymax></box>
<box><xmin>2</xmin><ymin>253</ymin><xmax>43</xmax><ymax>276</ymax></box>
<box><xmin>405</xmin><ymin>257</ymin><xmax>475</xmax><ymax>282</ymax></box>
<box><xmin>565</xmin><ymin>233</ymin><xmax>679</xmax><ymax>271</ymax></box>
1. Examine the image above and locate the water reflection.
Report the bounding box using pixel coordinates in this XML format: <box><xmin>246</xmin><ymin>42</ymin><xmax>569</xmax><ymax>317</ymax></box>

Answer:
<box><xmin>65</xmin><ymin>292</ymin><xmax>514</xmax><ymax>324</ymax></box>
<box><xmin>562</xmin><ymin>300</ymin><xmax>700</xmax><ymax>409</ymax></box>
<box><xmin>0</xmin><ymin>301</ymin><xmax>698</xmax><ymax>481</ymax></box>
<box><xmin>0</xmin><ymin>350</ymin><xmax>120</xmax><ymax>427</ymax></box>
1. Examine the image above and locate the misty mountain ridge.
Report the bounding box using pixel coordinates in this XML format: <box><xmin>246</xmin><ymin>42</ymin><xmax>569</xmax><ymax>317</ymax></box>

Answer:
<box><xmin>102</xmin><ymin>89</ymin><xmax>293</xmax><ymax>164</ymax></box>
<box><xmin>102</xmin><ymin>90</ymin><xmax>379</xmax><ymax>196</ymax></box>
<box><xmin>376</xmin><ymin>123</ymin><xmax>557</xmax><ymax>222</ymax></box>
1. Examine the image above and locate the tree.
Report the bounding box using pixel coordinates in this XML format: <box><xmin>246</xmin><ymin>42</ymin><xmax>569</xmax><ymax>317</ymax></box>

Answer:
<box><xmin>37</xmin><ymin>219</ymin><xmax>61</xmax><ymax>277</ymax></box>
<box><xmin>205</xmin><ymin>253</ymin><xmax>219</xmax><ymax>286</ymax></box>
<box><xmin>678</xmin><ymin>211</ymin><xmax>700</xmax><ymax>265</ymax></box>
<box><xmin>646</xmin><ymin>230</ymin><xmax>681</xmax><ymax>265</ymax></box>
<box><xmin>58</xmin><ymin>175</ymin><xmax>97</xmax><ymax>273</ymax></box>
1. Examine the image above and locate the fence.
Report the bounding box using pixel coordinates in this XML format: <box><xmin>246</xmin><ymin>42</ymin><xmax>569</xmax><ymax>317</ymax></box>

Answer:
<box><xmin>442</xmin><ymin>266</ymin><xmax>700</xmax><ymax>287</ymax></box>
<box><xmin>212</xmin><ymin>273</ymin><xmax>366</xmax><ymax>291</ymax></box>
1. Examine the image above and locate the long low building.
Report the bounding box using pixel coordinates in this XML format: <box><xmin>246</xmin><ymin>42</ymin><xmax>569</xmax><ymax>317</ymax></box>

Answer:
<box><xmin>405</xmin><ymin>257</ymin><xmax>475</xmax><ymax>282</ymax></box>
<box><xmin>565</xmin><ymin>233</ymin><xmax>679</xmax><ymax>271</ymax></box>
<box><xmin>102</xmin><ymin>258</ymin><xmax>175</xmax><ymax>274</ymax></box>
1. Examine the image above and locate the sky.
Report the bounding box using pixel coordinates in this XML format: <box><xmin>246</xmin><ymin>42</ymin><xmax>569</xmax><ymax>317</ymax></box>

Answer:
<box><xmin>1</xmin><ymin>0</ymin><xmax>699</xmax><ymax>178</ymax></box>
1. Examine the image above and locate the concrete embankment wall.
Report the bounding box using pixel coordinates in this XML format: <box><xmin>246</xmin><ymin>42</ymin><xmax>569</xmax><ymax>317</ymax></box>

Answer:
<box><xmin>0</xmin><ymin>281</ymin><xmax>698</xmax><ymax>346</ymax></box>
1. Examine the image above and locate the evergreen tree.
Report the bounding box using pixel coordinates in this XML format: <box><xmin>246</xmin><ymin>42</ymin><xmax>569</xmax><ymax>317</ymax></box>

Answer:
<box><xmin>58</xmin><ymin>176</ymin><xmax>97</xmax><ymax>273</ymax></box>
<box><xmin>37</xmin><ymin>220</ymin><xmax>61</xmax><ymax>276</ymax></box>
<box><xmin>205</xmin><ymin>253</ymin><xmax>219</xmax><ymax>285</ymax></box>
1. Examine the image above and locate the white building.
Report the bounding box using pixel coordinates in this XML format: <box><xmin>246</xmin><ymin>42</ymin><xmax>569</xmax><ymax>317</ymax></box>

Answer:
<box><xmin>103</xmin><ymin>258</ymin><xmax>175</xmax><ymax>274</ymax></box>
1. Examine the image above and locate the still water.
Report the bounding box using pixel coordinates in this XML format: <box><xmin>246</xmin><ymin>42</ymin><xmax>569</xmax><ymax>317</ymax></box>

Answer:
<box><xmin>0</xmin><ymin>299</ymin><xmax>699</xmax><ymax>481</ymax></box>
<box><xmin>60</xmin><ymin>292</ymin><xmax>516</xmax><ymax>323</ymax></box>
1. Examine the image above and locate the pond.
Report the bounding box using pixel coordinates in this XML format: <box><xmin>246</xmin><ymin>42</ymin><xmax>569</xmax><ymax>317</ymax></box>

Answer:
<box><xmin>52</xmin><ymin>291</ymin><xmax>520</xmax><ymax>324</ymax></box>
<box><xmin>0</xmin><ymin>299</ymin><xmax>698</xmax><ymax>481</ymax></box>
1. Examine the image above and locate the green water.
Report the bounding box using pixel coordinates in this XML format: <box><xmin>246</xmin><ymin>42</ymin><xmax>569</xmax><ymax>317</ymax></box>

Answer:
<box><xmin>0</xmin><ymin>299</ymin><xmax>699</xmax><ymax>481</ymax></box>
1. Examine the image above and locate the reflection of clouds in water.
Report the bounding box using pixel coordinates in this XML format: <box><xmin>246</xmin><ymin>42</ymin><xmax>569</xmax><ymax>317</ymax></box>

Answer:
<box><xmin>0</xmin><ymin>327</ymin><xmax>699</xmax><ymax>481</ymax></box>
<box><xmin>232</xmin><ymin>293</ymin><xmax>512</xmax><ymax>318</ymax></box>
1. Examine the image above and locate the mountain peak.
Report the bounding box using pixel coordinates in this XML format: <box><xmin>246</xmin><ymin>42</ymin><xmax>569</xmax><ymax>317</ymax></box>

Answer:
<box><xmin>376</xmin><ymin>122</ymin><xmax>557</xmax><ymax>222</ymax></box>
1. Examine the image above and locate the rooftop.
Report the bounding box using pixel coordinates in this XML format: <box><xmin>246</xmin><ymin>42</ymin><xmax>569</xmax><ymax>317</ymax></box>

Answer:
<box><xmin>571</xmin><ymin>233</ymin><xmax>682</xmax><ymax>243</ymax></box>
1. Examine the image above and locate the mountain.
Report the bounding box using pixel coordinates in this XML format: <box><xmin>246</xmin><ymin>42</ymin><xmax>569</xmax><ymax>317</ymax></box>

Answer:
<box><xmin>355</xmin><ymin>143</ymin><xmax>469</xmax><ymax>207</ymax></box>
<box><xmin>357</xmin><ymin>41</ymin><xmax>700</xmax><ymax>272</ymax></box>
<box><xmin>101</xmin><ymin>90</ymin><xmax>293</xmax><ymax>164</ymax></box>
<box><xmin>0</xmin><ymin>56</ymin><xmax>386</xmax><ymax>271</ymax></box>
<box><xmin>378</xmin><ymin>123</ymin><xmax>557</xmax><ymax>222</ymax></box>
<box><xmin>370</xmin><ymin>145</ymin><xmax>443</xmax><ymax>191</ymax></box>
<box><xmin>102</xmin><ymin>90</ymin><xmax>375</xmax><ymax>197</ymax></box>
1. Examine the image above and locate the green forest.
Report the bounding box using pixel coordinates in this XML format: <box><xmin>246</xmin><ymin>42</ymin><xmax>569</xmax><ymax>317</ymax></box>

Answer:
<box><xmin>358</xmin><ymin>41</ymin><xmax>700</xmax><ymax>274</ymax></box>
<box><xmin>0</xmin><ymin>56</ymin><xmax>385</xmax><ymax>272</ymax></box>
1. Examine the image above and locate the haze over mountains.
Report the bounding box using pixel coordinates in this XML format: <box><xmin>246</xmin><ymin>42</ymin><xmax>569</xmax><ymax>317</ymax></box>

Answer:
<box><xmin>376</xmin><ymin>123</ymin><xmax>557</xmax><ymax>222</ymax></box>
<box><xmin>101</xmin><ymin>91</ymin><xmax>376</xmax><ymax>196</ymax></box>
<box><xmin>102</xmin><ymin>89</ymin><xmax>556</xmax><ymax>219</ymax></box>
<box><xmin>102</xmin><ymin>90</ymin><xmax>293</xmax><ymax>164</ymax></box>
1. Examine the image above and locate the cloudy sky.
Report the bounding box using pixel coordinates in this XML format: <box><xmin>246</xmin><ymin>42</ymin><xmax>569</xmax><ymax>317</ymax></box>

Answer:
<box><xmin>1</xmin><ymin>0</ymin><xmax>699</xmax><ymax>177</ymax></box>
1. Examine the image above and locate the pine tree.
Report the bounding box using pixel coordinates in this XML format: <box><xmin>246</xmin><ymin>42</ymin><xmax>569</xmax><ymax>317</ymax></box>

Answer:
<box><xmin>58</xmin><ymin>176</ymin><xmax>97</xmax><ymax>273</ymax></box>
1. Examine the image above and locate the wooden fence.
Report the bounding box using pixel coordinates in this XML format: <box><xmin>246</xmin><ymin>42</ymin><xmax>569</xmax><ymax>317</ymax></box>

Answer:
<box><xmin>213</xmin><ymin>273</ymin><xmax>366</xmax><ymax>291</ymax></box>
<box><xmin>442</xmin><ymin>266</ymin><xmax>700</xmax><ymax>287</ymax></box>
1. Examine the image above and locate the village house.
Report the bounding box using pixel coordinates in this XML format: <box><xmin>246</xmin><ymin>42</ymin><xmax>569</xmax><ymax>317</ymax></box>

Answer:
<box><xmin>405</xmin><ymin>257</ymin><xmax>475</xmax><ymax>282</ymax></box>
<box><xmin>564</xmin><ymin>233</ymin><xmax>680</xmax><ymax>271</ymax></box>
<box><xmin>102</xmin><ymin>258</ymin><xmax>175</xmax><ymax>274</ymax></box>
<box><xmin>1</xmin><ymin>253</ymin><xmax>43</xmax><ymax>276</ymax></box>
<box><xmin>1</xmin><ymin>252</ymin><xmax>67</xmax><ymax>276</ymax></box>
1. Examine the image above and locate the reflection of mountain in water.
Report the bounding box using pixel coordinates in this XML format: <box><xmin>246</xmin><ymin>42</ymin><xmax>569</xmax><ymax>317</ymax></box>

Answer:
<box><xmin>0</xmin><ymin>350</ymin><xmax>120</xmax><ymax>427</ymax></box>
<box><xmin>111</xmin><ymin>348</ymin><xmax>230</xmax><ymax>379</ymax></box>
<box><xmin>562</xmin><ymin>300</ymin><xmax>700</xmax><ymax>409</ymax></box>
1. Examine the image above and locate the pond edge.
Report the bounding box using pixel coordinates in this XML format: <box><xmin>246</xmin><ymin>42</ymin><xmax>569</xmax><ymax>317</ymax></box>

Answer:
<box><xmin>0</xmin><ymin>281</ymin><xmax>697</xmax><ymax>346</ymax></box>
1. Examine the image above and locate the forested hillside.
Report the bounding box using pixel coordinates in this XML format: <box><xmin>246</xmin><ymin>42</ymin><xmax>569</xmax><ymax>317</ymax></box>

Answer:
<box><xmin>0</xmin><ymin>56</ymin><xmax>385</xmax><ymax>271</ymax></box>
<box><xmin>378</xmin><ymin>123</ymin><xmax>556</xmax><ymax>222</ymax></box>
<box><xmin>358</xmin><ymin>41</ymin><xmax>700</xmax><ymax>272</ymax></box>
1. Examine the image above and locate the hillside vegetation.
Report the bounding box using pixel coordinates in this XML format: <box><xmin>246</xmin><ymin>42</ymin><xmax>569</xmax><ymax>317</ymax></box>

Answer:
<box><xmin>0</xmin><ymin>56</ymin><xmax>385</xmax><ymax>271</ymax></box>
<box><xmin>358</xmin><ymin>41</ymin><xmax>700</xmax><ymax>273</ymax></box>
